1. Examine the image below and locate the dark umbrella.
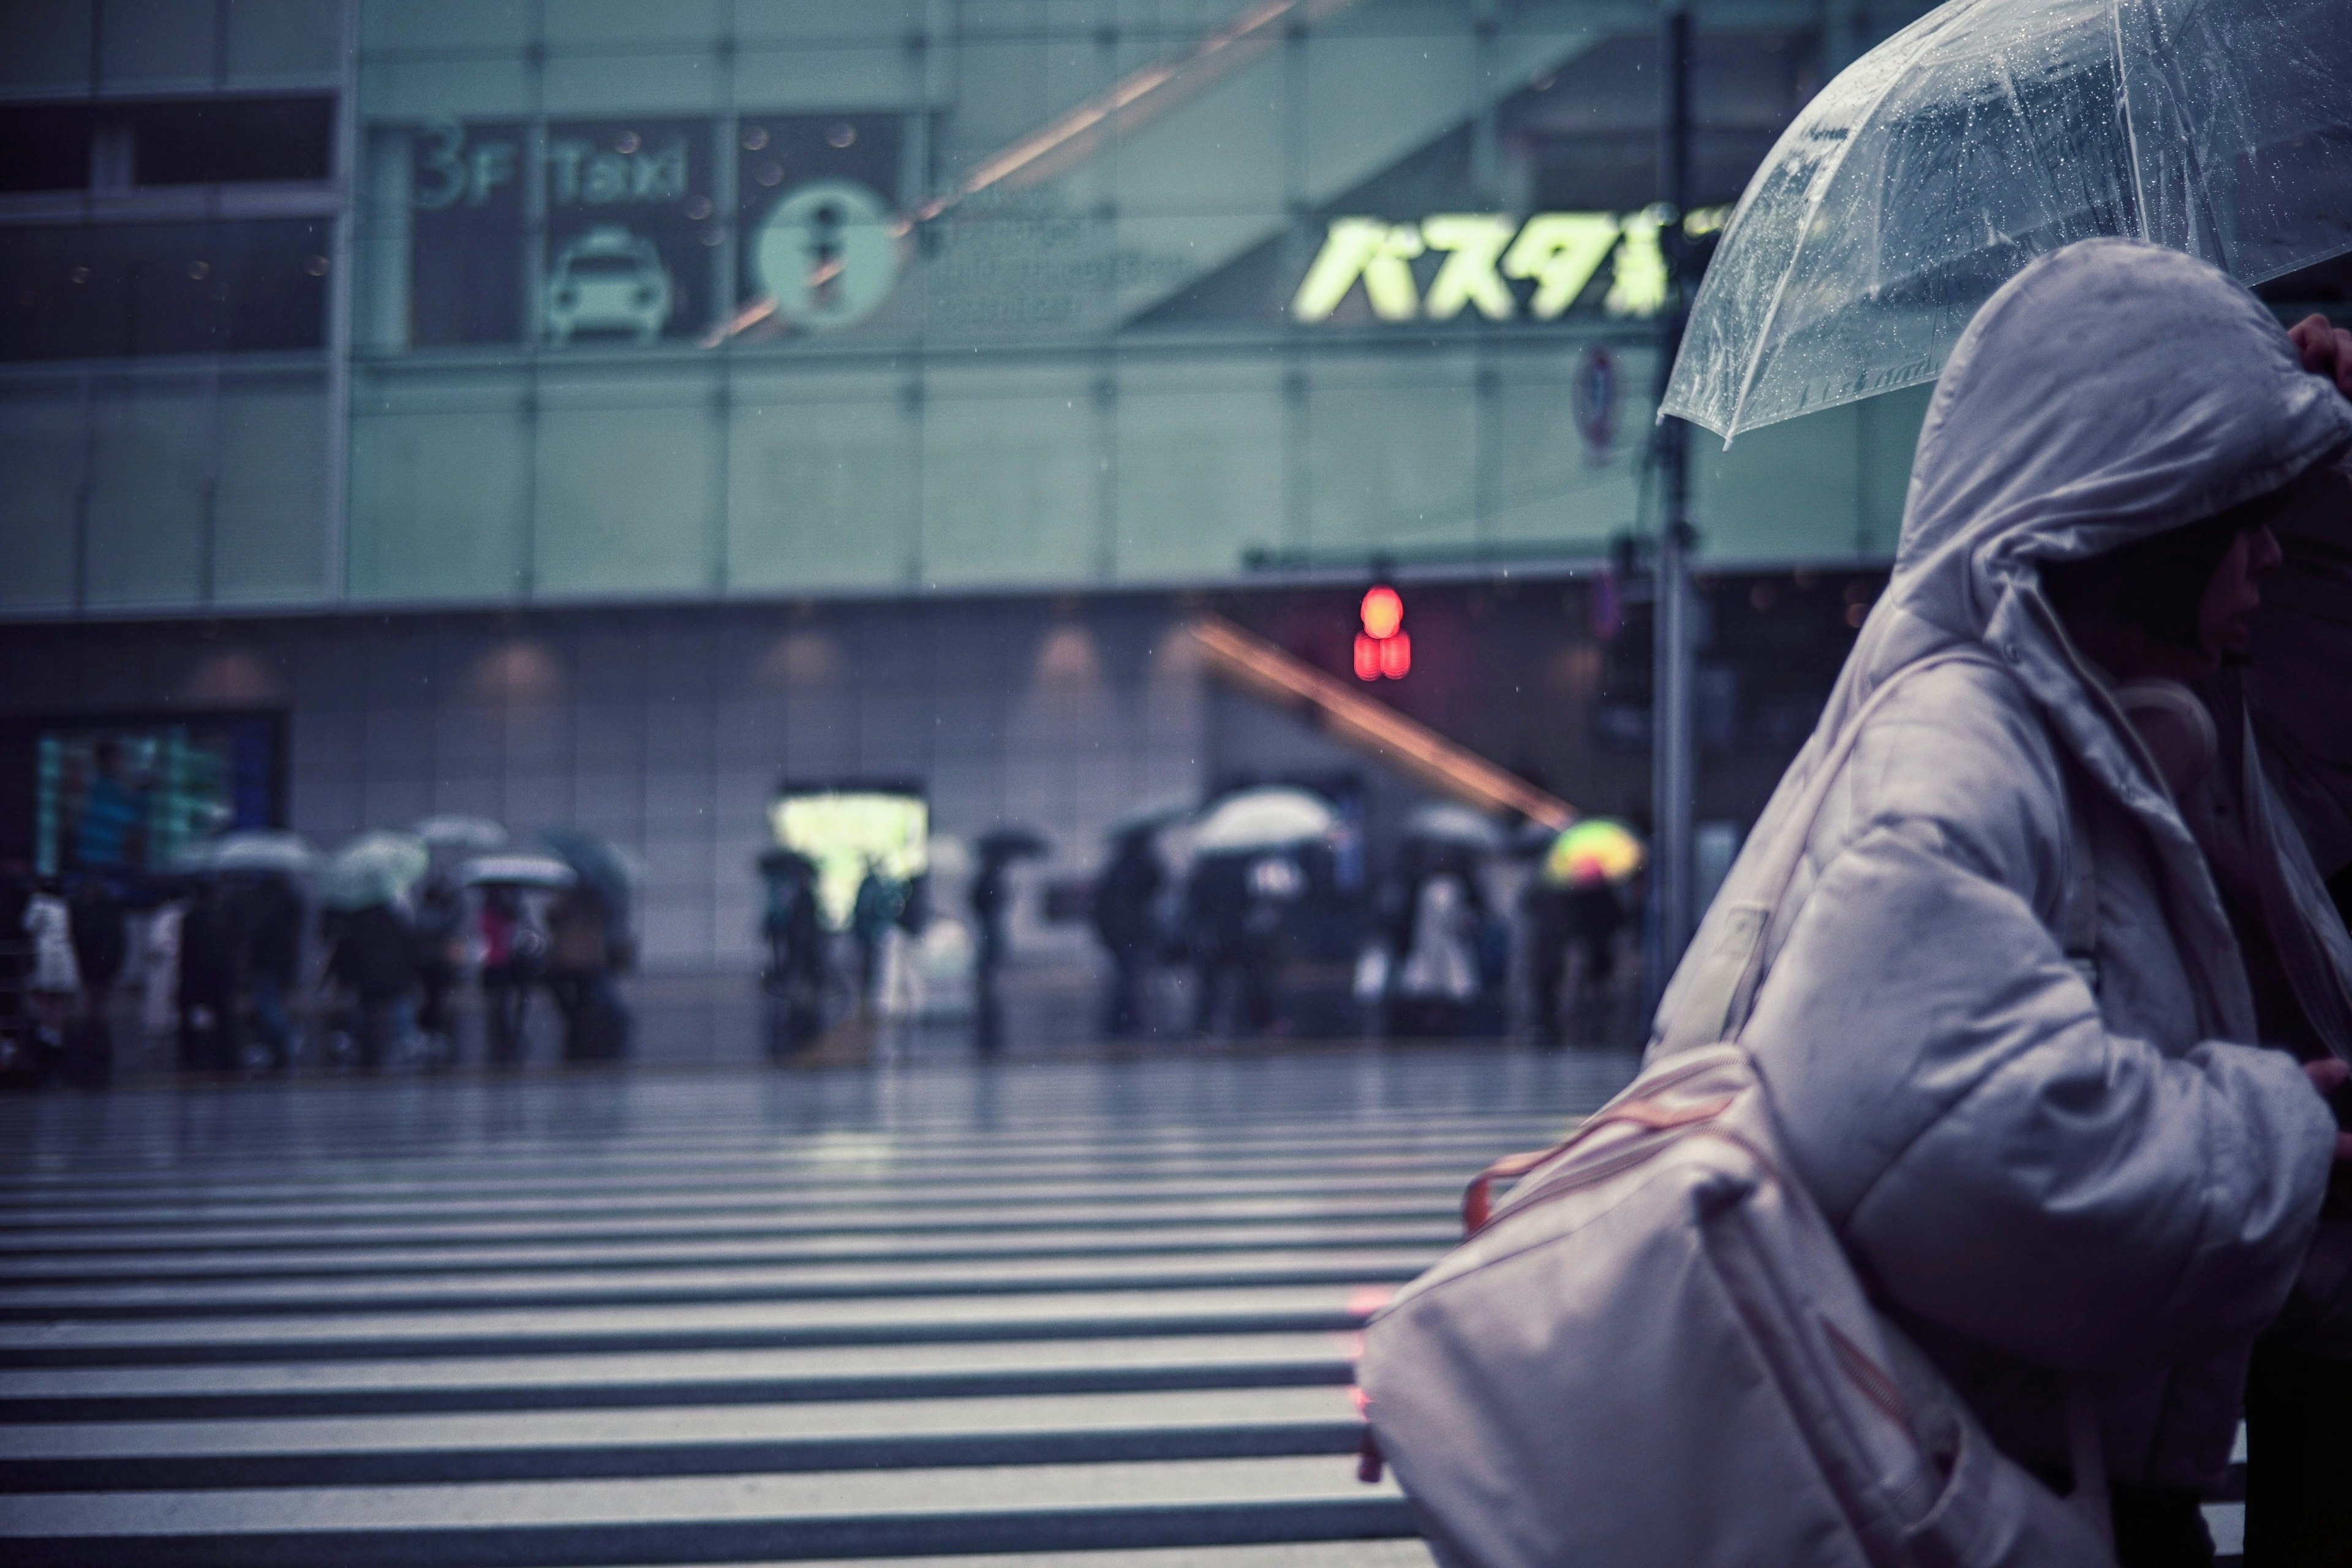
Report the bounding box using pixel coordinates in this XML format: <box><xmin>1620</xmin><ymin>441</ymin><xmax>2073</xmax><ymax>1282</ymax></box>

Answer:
<box><xmin>541</xmin><ymin>828</ymin><xmax>635</xmax><ymax>921</ymax></box>
<box><xmin>976</xmin><ymin>827</ymin><xmax>1050</xmax><ymax>863</ymax></box>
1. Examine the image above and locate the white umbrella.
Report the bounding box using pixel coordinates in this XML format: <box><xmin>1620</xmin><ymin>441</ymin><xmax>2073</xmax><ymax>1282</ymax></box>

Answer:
<box><xmin>414</xmin><ymin>815</ymin><xmax>509</xmax><ymax>853</ymax></box>
<box><xmin>170</xmin><ymin>831</ymin><xmax>317</xmax><ymax>876</ymax></box>
<box><xmin>211</xmin><ymin>831</ymin><xmax>317</xmax><ymax>875</ymax></box>
<box><xmin>1404</xmin><ymin>801</ymin><xmax>1506</xmax><ymax>853</ymax></box>
<box><xmin>320</xmin><ymin>831</ymin><xmax>430</xmax><ymax>911</ymax></box>
<box><xmin>458</xmin><ymin>853</ymin><xmax>577</xmax><ymax>891</ymax></box>
<box><xmin>1192</xmin><ymin>786</ymin><xmax>1339</xmax><ymax>853</ymax></box>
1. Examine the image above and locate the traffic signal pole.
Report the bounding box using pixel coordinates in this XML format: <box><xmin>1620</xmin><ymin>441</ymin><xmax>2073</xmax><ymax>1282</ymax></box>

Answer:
<box><xmin>1648</xmin><ymin>1</ymin><xmax>1698</xmax><ymax>1008</ymax></box>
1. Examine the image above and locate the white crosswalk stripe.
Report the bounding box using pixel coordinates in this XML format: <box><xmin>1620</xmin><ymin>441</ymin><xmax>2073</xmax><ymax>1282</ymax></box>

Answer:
<box><xmin>0</xmin><ymin>1047</ymin><xmax>1635</xmax><ymax>1567</ymax></box>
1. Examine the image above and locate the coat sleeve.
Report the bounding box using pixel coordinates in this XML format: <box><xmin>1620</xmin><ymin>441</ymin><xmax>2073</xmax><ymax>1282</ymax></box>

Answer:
<box><xmin>1742</xmin><ymin>670</ymin><xmax>2334</xmax><ymax>1378</ymax></box>
<box><xmin>1764</xmin><ymin>823</ymin><xmax>2330</xmax><ymax>1374</ymax></box>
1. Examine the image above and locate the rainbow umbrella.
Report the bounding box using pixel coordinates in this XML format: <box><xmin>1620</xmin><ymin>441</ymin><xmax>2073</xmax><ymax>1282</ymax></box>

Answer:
<box><xmin>1543</xmin><ymin>818</ymin><xmax>1645</xmax><ymax>888</ymax></box>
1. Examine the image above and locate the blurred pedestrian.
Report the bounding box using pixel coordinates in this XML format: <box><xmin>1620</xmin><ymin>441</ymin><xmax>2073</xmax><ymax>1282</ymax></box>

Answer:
<box><xmin>326</xmin><ymin>898</ymin><xmax>414</xmax><ymax>1072</ymax></box>
<box><xmin>140</xmin><ymin>891</ymin><xmax>182</xmax><ymax>1041</ymax></box>
<box><xmin>23</xmin><ymin>876</ymin><xmax>78</xmax><ymax>1069</ymax></box>
<box><xmin>1391</xmin><ymin>848</ymin><xmax>1481</xmax><ymax>1038</ymax></box>
<box><xmin>478</xmin><ymin>886</ymin><xmax>538</xmax><ymax>1065</ymax></box>
<box><xmin>970</xmin><ymin>851</ymin><xmax>1010</xmax><ymax>1052</ymax></box>
<box><xmin>1187</xmin><ymin>853</ymin><xmax>1272</xmax><ymax>1036</ymax></box>
<box><xmin>1091</xmin><ymin>830</ymin><xmax>1162</xmax><ymax>1038</ymax></box>
<box><xmin>759</xmin><ymin>853</ymin><xmax>826</xmax><ymax>1054</ymax></box>
<box><xmin>70</xmin><ymin>741</ymin><xmax>143</xmax><ymax>875</ymax></box>
<box><xmin>412</xmin><ymin>875</ymin><xmax>464</xmax><ymax>1066</ymax></box>
<box><xmin>850</xmin><ymin>862</ymin><xmax>898</xmax><ymax>1012</ymax></box>
<box><xmin>239</xmin><ymin>872</ymin><xmax>302</xmax><ymax>1073</ymax></box>
<box><xmin>65</xmin><ymin>878</ymin><xmax>127</xmax><ymax>1086</ymax></box>
<box><xmin>878</xmin><ymin>872</ymin><xmax>929</xmax><ymax>1020</ymax></box>
<box><xmin>0</xmin><ymin>862</ymin><xmax>31</xmax><ymax>1069</ymax></box>
<box><xmin>544</xmin><ymin>883</ymin><xmax>624</xmax><ymax>1061</ymax></box>
<box><xmin>176</xmin><ymin>878</ymin><xmax>243</xmax><ymax>1072</ymax></box>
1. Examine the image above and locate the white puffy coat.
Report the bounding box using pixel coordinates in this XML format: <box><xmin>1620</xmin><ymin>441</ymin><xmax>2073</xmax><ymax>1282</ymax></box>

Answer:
<box><xmin>1651</xmin><ymin>239</ymin><xmax>2350</xmax><ymax>1490</ymax></box>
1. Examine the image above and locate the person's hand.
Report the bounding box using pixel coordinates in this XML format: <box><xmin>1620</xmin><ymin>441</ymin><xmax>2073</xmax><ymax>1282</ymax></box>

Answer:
<box><xmin>2290</xmin><ymin>314</ymin><xmax>2352</xmax><ymax>399</ymax></box>
<box><xmin>2304</xmin><ymin>1056</ymin><xmax>2352</xmax><ymax>1159</ymax></box>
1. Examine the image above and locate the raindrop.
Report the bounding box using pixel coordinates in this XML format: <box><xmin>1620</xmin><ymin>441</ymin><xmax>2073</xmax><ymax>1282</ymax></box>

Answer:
<box><xmin>187</xmin><ymin>259</ymin><xmax>209</xmax><ymax>280</ymax></box>
<box><xmin>826</xmin><ymin>122</ymin><xmax>857</xmax><ymax>148</ymax></box>
<box><xmin>68</xmin><ymin>266</ymin><xmax>89</xmax><ymax>284</ymax></box>
<box><xmin>614</xmin><ymin>130</ymin><xmax>640</xmax><ymax>154</ymax></box>
<box><xmin>304</xmin><ymin>255</ymin><xmax>330</xmax><ymax>276</ymax></box>
<box><xmin>685</xmin><ymin>195</ymin><xmax>713</xmax><ymax>220</ymax></box>
<box><xmin>754</xmin><ymin>160</ymin><xmax>783</xmax><ymax>187</ymax></box>
<box><xmin>741</xmin><ymin>126</ymin><xmax>769</xmax><ymax>151</ymax></box>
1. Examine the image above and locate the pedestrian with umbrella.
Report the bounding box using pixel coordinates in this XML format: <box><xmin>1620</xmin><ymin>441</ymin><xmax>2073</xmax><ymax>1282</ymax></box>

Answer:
<box><xmin>756</xmin><ymin>848</ymin><xmax>826</xmax><ymax>1055</ymax></box>
<box><xmin>1640</xmin><ymin>7</ymin><xmax>2352</xmax><ymax>1559</ymax></box>
<box><xmin>1634</xmin><ymin>240</ymin><xmax>2351</xmax><ymax>1566</ymax></box>
<box><xmin>237</xmin><ymin>868</ymin><xmax>304</xmax><ymax>1074</ymax></box>
<box><xmin>539</xmin><ymin>831</ymin><xmax>634</xmax><ymax>1063</ymax></box>
<box><xmin>64</xmin><ymin>876</ymin><xmax>127</xmax><ymax>1086</ymax></box>
<box><xmin>320</xmin><ymin>832</ymin><xmax>428</xmax><ymax>1072</ymax></box>
<box><xmin>970</xmin><ymin>827</ymin><xmax>1047</xmax><ymax>1052</ymax></box>
<box><xmin>461</xmin><ymin>855</ymin><xmax>570</xmax><ymax>1067</ymax></box>
<box><xmin>1091</xmin><ymin>826</ymin><xmax>1164</xmax><ymax>1039</ymax></box>
<box><xmin>1186</xmin><ymin>788</ymin><xmax>1335</xmax><ymax>1038</ymax></box>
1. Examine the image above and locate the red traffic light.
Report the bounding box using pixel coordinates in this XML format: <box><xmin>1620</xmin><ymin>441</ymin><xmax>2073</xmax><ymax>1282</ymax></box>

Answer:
<box><xmin>1355</xmin><ymin>585</ymin><xmax>1409</xmax><ymax>680</ymax></box>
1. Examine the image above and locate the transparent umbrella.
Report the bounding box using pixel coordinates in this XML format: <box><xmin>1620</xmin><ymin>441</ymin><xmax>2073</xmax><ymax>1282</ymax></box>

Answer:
<box><xmin>458</xmin><ymin>853</ymin><xmax>576</xmax><ymax>891</ymax></box>
<box><xmin>320</xmin><ymin>831</ymin><xmax>431</xmax><ymax>911</ymax></box>
<box><xmin>173</xmin><ymin>830</ymin><xmax>317</xmax><ymax>876</ymax></box>
<box><xmin>413</xmin><ymin>815</ymin><xmax>508</xmax><ymax>853</ymax></box>
<box><xmin>1192</xmin><ymin>786</ymin><xmax>1338</xmax><ymax>854</ymax></box>
<box><xmin>1403</xmin><ymin>801</ymin><xmax>1507</xmax><ymax>853</ymax></box>
<box><xmin>1665</xmin><ymin>0</ymin><xmax>2352</xmax><ymax>442</ymax></box>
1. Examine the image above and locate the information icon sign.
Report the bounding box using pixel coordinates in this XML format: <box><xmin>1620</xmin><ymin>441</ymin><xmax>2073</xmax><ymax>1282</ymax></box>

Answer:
<box><xmin>752</xmin><ymin>180</ymin><xmax>900</xmax><ymax>331</ymax></box>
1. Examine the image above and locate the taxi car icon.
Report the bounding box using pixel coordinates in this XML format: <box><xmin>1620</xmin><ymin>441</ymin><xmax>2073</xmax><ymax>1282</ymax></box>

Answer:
<box><xmin>545</xmin><ymin>226</ymin><xmax>673</xmax><ymax>345</ymax></box>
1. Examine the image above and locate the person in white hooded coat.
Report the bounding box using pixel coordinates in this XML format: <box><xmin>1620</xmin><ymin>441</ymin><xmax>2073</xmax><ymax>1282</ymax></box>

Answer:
<box><xmin>1649</xmin><ymin>238</ymin><xmax>2350</xmax><ymax>1561</ymax></box>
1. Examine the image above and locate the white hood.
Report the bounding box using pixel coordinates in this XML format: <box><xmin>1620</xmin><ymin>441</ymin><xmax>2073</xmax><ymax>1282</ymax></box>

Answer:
<box><xmin>1749</xmin><ymin>237</ymin><xmax>2352</xmax><ymax>1040</ymax></box>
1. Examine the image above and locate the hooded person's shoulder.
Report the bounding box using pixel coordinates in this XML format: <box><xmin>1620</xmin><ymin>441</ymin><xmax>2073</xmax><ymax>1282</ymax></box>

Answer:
<box><xmin>1838</xmin><ymin>655</ymin><xmax>2067</xmax><ymax>886</ymax></box>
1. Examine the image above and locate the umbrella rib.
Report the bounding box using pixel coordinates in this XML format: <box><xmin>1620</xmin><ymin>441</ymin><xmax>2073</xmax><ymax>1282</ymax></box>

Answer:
<box><xmin>2110</xmin><ymin>0</ymin><xmax>2149</xmax><ymax>241</ymax></box>
<box><xmin>1724</xmin><ymin>0</ymin><xmax>1973</xmax><ymax>435</ymax></box>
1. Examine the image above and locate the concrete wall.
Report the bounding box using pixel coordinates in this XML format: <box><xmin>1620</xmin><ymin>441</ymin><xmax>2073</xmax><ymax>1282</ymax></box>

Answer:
<box><xmin>0</xmin><ymin>596</ymin><xmax>1210</xmax><ymax>969</ymax></box>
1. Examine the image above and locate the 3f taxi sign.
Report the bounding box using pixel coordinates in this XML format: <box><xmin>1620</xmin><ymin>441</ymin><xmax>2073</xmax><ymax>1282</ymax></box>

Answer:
<box><xmin>1291</xmin><ymin>205</ymin><xmax>1727</xmax><ymax>325</ymax></box>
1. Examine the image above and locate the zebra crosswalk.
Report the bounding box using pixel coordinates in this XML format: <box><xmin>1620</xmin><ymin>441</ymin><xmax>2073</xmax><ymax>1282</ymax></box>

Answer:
<box><xmin>0</xmin><ymin>1046</ymin><xmax>1635</xmax><ymax>1567</ymax></box>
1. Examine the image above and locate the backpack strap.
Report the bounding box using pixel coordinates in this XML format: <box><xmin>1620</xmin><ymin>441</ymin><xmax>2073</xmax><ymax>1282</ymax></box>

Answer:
<box><xmin>1657</xmin><ymin>650</ymin><xmax>1992</xmax><ymax>1053</ymax></box>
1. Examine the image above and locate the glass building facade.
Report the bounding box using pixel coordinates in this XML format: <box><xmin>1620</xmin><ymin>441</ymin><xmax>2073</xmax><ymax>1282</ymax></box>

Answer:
<box><xmin>3</xmin><ymin>0</ymin><xmax>1945</xmax><ymax>619</ymax></box>
<box><xmin>1</xmin><ymin>0</ymin><xmax>1968</xmax><ymax>967</ymax></box>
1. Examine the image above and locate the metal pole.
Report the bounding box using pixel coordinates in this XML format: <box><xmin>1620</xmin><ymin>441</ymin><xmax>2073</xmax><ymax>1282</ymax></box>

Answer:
<box><xmin>1649</xmin><ymin>0</ymin><xmax>1697</xmax><ymax>1005</ymax></box>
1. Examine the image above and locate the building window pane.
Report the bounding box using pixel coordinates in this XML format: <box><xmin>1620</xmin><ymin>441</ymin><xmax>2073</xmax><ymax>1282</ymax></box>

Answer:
<box><xmin>0</xmin><ymin>220</ymin><xmax>329</xmax><ymax>362</ymax></box>
<box><xmin>130</xmin><ymin>97</ymin><xmax>336</xmax><ymax>186</ymax></box>
<box><xmin>0</xmin><ymin>105</ymin><xmax>96</xmax><ymax>193</ymax></box>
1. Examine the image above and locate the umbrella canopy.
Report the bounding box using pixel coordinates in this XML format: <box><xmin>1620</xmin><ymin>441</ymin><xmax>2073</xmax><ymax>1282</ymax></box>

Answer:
<box><xmin>320</xmin><ymin>831</ymin><xmax>430</xmax><ymax>911</ymax></box>
<box><xmin>1192</xmin><ymin>786</ymin><xmax>1338</xmax><ymax>854</ymax></box>
<box><xmin>1665</xmin><ymin>0</ymin><xmax>2352</xmax><ymax>440</ymax></box>
<box><xmin>206</xmin><ymin>830</ymin><xmax>317</xmax><ymax>876</ymax></box>
<box><xmin>413</xmin><ymin>814</ymin><xmax>508</xmax><ymax>853</ymax></box>
<box><xmin>458</xmin><ymin>853</ymin><xmax>577</xmax><ymax>891</ymax></box>
<box><xmin>1404</xmin><ymin>801</ymin><xmax>1506</xmax><ymax>853</ymax></box>
<box><xmin>541</xmin><ymin>828</ymin><xmax>636</xmax><ymax>918</ymax></box>
<box><xmin>1542</xmin><ymin>818</ymin><xmax>1646</xmax><ymax>888</ymax></box>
